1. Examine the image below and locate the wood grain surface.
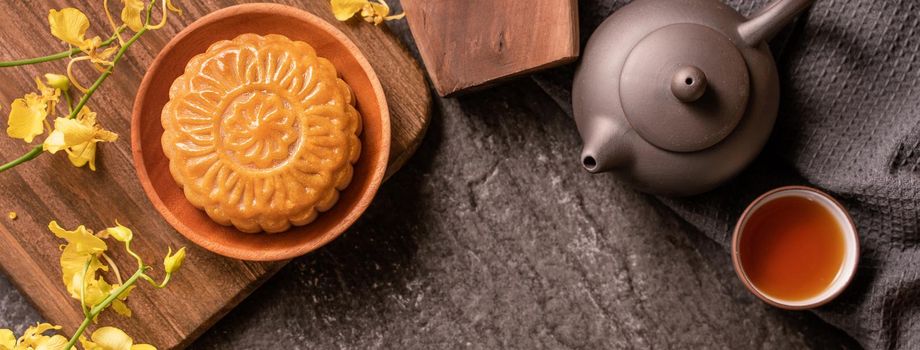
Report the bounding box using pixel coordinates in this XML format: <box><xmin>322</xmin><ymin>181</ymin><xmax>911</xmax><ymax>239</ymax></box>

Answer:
<box><xmin>401</xmin><ymin>0</ymin><xmax>579</xmax><ymax>96</ymax></box>
<box><xmin>0</xmin><ymin>1</ymin><xmax>429</xmax><ymax>349</ymax></box>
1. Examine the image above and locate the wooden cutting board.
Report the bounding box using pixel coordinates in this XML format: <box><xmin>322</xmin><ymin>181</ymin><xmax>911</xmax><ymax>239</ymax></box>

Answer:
<box><xmin>401</xmin><ymin>0</ymin><xmax>579</xmax><ymax>96</ymax></box>
<box><xmin>0</xmin><ymin>1</ymin><xmax>429</xmax><ymax>349</ymax></box>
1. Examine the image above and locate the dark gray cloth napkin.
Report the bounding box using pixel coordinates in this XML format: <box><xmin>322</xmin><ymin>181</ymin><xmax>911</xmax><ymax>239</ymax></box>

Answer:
<box><xmin>535</xmin><ymin>0</ymin><xmax>920</xmax><ymax>348</ymax></box>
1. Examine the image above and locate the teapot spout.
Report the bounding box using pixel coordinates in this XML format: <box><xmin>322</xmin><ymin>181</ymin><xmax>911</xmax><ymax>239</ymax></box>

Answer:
<box><xmin>738</xmin><ymin>0</ymin><xmax>814</xmax><ymax>46</ymax></box>
<box><xmin>579</xmin><ymin>118</ymin><xmax>632</xmax><ymax>174</ymax></box>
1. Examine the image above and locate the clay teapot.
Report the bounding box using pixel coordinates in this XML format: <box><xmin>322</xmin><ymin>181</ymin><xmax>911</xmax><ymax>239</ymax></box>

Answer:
<box><xmin>573</xmin><ymin>0</ymin><xmax>814</xmax><ymax>196</ymax></box>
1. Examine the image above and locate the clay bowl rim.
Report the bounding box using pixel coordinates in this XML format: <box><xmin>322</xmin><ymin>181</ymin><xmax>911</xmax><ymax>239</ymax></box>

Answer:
<box><xmin>130</xmin><ymin>3</ymin><xmax>390</xmax><ymax>261</ymax></box>
<box><xmin>731</xmin><ymin>185</ymin><xmax>860</xmax><ymax>310</ymax></box>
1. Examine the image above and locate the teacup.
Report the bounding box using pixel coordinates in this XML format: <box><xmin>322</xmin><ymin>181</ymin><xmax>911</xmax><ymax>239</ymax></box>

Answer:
<box><xmin>732</xmin><ymin>186</ymin><xmax>859</xmax><ymax>309</ymax></box>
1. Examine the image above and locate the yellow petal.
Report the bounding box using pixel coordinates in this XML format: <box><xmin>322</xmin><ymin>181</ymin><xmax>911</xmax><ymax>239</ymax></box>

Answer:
<box><xmin>132</xmin><ymin>345</ymin><xmax>156</xmax><ymax>350</ymax></box>
<box><xmin>17</xmin><ymin>323</ymin><xmax>62</xmax><ymax>348</ymax></box>
<box><xmin>66</xmin><ymin>139</ymin><xmax>99</xmax><ymax>170</ymax></box>
<box><xmin>44</xmin><ymin>74</ymin><xmax>70</xmax><ymax>91</ymax></box>
<box><xmin>73</xmin><ymin>264</ymin><xmax>115</xmax><ymax>307</ymax></box>
<box><xmin>34</xmin><ymin>335</ymin><xmax>68</xmax><ymax>350</ymax></box>
<box><xmin>164</xmin><ymin>247</ymin><xmax>186</xmax><ymax>273</ymax></box>
<box><xmin>88</xmin><ymin>45</ymin><xmax>118</xmax><ymax>65</ymax></box>
<box><xmin>0</xmin><ymin>329</ymin><xmax>14</xmax><ymax>350</ymax></box>
<box><xmin>7</xmin><ymin>96</ymin><xmax>47</xmax><ymax>143</ymax></box>
<box><xmin>108</xmin><ymin>283</ymin><xmax>135</xmax><ymax>316</ymax></box>
<box><xmin>79</xmin><ymin>336</ymin><xmax>97</xmax><ymax>350</ymax></box>
<box><xmin>35</xmin><ymin>78</ymin><xmax>61</xmax><ymax>102</ymax></box>
<box><xmin>42</xmin><ymin>129</ymin><xmax>66</xmax><ymax>154</ymax></box>
<box><xmin>43</xmin><ymin>117</ymin><xmax>94</xmax><ymax>153</ymax></box>
<box><xmin>90</xmin><ymin>327</ymin><xmax>134</xmax><ymax>350</ymax></box>
<box><xmin>367</xmin><ymin>2</ymin><xmax>389</xmax><ymax>16</ymax></box>
<box><xmin>61</xmin><ymin>245</ymin><xmax>94</xmax><ymax>298</ymax></box>
<box><xmin>80</xmin><ymin>37</ymin><xmax>103</xmax><ymax>54</ymax></box>
<box><xmin>76</xmin><ymin>105</ymin><xmax>97</xmax><ymax>123</ymax></box>
<box><xmin>360</xmin><ymin>2</ymin><xmax>390</xmax><ymax>25</ymax></box>
<box><xmin>331</xmin><ymin>0</ymin><xmax>369</xmax><ymax>21</ymax></box>
<box><xmin>165</xmin><ymin>0</ymin><xmax>182</xmax><ymax>15</ymax></box>
<box><xmin>49</xmin><ymin>221</ymin><xmax>107</xmax><ymax>255</ymax></box>
<box><xmin>106</xmin><ymin>222</ymin><xmax>133</xmax><ymax>242</ymax></box>
<box><xmin>111</xmin><ymin>299</ymin><xmax>132</xmax><ymax>317</ymax></box>
<box><xmin>59</xmin><ymin>117</ymin><xmax>94</xmax><ymax>142</ymax></box>
<box><xmin>48</xmin><ymin>8</ymin><xmax>99</xmax><ymax>49</ymax></box>
<box><xmin>121</xmin><ymin>0</ymin><xmax>146</xmax><ymax>32</ymax></box>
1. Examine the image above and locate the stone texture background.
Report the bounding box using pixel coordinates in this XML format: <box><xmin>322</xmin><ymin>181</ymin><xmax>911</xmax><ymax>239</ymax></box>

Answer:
<box><xmin>0</xmin><ymin>1</ymin><xmax>863</xmax><ymax>349</ymax></box>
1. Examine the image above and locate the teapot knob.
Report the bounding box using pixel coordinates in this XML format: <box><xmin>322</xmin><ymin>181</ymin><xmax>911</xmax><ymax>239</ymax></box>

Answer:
<box><xmin>671</xmin><ymin>65</ymin><xmax>708</xmax><ymax>103</ymax></box>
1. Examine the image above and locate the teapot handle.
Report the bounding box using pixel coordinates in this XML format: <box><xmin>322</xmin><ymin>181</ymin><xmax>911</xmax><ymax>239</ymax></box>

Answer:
<box><xmin>738</xmin><ymin>0</ymin><xmax>815</xmax><ymax>46</ymax></box>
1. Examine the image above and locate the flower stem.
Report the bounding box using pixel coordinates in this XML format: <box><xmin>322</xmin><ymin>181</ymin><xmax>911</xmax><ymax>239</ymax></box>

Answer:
<box><xmin>63</xmin><ymin>268</ymin><xmax>145</xmax><ymax>350</ymax></box>
<box><xmin>0</xmin><ymin>146</ymin><xmax>42</xmax><ymax>172</ymax></box>
<box><xmin>70</xmin><ymin>28</ymin><xmax>148</xmax><ymax>120</ymax></box>
<box><xmin>0</xmin><ymin>27</ymin><xmax>148</xmax><ymax>173</ymax></box>
<box><xmin>80</xmin><ymin>259</ymin><xmax>92</xmax><ymax>318</ymax></box>
<box><xmin>0</xmin><ymin>29</ymin><xmax>125</xmax><ymax>68</ymax></box>
<box><xmin>64</xmin><ymin>89</ymin><xmax>74</xmax><ymax>114</ymax></box>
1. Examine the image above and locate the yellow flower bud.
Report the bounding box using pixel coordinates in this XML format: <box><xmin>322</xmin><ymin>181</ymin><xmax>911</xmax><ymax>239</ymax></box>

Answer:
<box><xmin>106</xmin><ymin>222</ymin><xmax>133</xmax><ymax>242</ymax></box>
<box><xmin>164</xmin><ymin>247</ymin><xmax>186</xmax><ymax>273</ymax></box>
<box><xmin>44</xmin><ymin>73</ymin><xmax>70</xmax><ymax>91</ymax></box>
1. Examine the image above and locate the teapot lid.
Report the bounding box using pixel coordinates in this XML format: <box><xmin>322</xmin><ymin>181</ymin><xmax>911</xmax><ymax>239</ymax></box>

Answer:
<box><xmin>619</xmin><ymin>23</ymin><xmax>750</xmax><ymax>152</ymax></box>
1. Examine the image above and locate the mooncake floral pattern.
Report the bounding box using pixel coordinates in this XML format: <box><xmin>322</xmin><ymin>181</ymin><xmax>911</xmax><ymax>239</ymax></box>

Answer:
<box><xmin>162</xmin><ymin>34</ymin><xmax>362</xmax><ymax>233</ymax></box>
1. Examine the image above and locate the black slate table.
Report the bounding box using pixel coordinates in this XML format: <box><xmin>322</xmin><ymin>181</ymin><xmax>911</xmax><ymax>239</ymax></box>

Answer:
<box><xmin>0</xmin><ymin>1</ymin><xmax>861</xmax><ymax>348</ymax></box>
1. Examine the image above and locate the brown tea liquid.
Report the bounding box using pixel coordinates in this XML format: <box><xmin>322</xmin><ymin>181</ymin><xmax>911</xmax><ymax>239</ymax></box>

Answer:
<box><xmin>739</xmin><ymin>196</ymin><xmax>845</xmax><ymax>301</ymax></box>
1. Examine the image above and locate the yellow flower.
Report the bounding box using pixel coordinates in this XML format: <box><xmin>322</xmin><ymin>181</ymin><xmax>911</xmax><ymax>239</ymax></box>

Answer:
<box><xmin>6</xmin><ymin>76</ymin><xmax>61</xmax><ymax>143</ymax></box>
<box><xmin>121</xmin><ymin>0</ymin><xmax>146</xmax><ymax>32</ymax></box>
<box><xmin>44</xmin><ymin>74</ymin><xmax>70</xmax><ymax>91</ymax></box>
<box><xmin>0</xmin><ymin>329</ymin><xmax>14</xmax><ymax>350</ymax></box>
<box><xmin>106</xmin><ymin>222</ymin><xmax>133</xmax><ymax>243</ymax></box>
<box><xmin>49</xmin><ymin>221</ymin><xmax>110</xmax><ymax>303</ymax></box>
<box><xmin>48</xmin><ymin>8</ymin><xmax>101</xmax><ymax>52</ymax></box>
<box><xmin>42</xmin><ymin>106</ymin><xmax>118</xmax><ymax>171</ymax></box>
<box><xmin>80</xmin><ymin>327</ymin><xmax>155</xmax><ymax>350</ymax></box>
<box><xmin>15</xmin><ymin>323</ymin><xmax>67</xmax><ymax>350</ymax></box>
<box><xmin>163</xmin><ymin>247</ymin><xmax>186</xmax><ymax>273</ymax></box>
<box><xmin>330</xmin><ymin>0</ymin><xmax>404</xmax><ymax>25</ymax></box>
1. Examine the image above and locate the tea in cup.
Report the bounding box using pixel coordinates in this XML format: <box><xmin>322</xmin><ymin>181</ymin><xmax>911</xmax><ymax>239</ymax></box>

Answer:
<box><xmin>732</xmin><ymin>186</ymin><xmax>859</xmax><ymax>309</ymax></box>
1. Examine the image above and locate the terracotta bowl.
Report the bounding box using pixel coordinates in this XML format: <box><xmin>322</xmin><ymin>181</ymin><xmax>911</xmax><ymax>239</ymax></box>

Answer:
<box><xmin>131</xmin><ymin>4</ymin><xmax>390</xmax><ymax>261</ymax></box>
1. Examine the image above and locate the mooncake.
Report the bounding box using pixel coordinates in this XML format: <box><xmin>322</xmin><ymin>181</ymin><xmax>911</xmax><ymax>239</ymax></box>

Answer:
<box><xmin>161</xmin><ymin>34</ymin><xmax>362</xmax><ymax>233</ymax></box>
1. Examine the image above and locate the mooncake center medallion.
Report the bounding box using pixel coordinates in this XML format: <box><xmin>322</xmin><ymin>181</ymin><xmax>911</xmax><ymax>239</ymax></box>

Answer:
<box><xmin>218</xmin><ymin>88</ymin><xmax>301</xmax><ymax>170</ymax></box>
